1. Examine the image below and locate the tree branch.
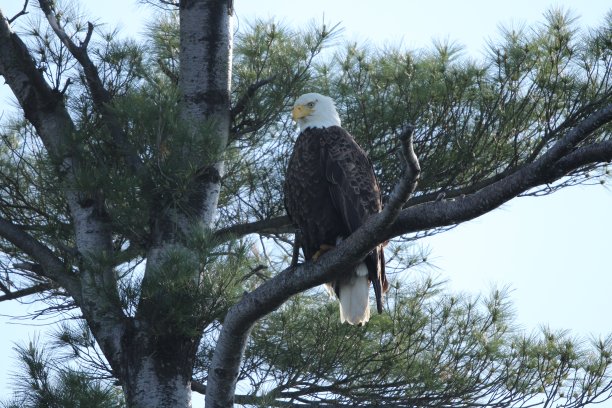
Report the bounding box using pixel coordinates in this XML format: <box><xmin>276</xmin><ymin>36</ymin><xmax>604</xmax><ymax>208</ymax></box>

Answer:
<box><xmin>0</xmin><ymin>8</ymin><xmax>68</xmax><ymax>156</ymax></box>
<box><xmin>206</xmin><ymin>103</ymin><xmax>611</xmax><ymax>406</ymax></box>
<box><xmin>37</xmin><ymin>0</ymin><xmax>144</xmax><ymax>173</ymax></box>
<box><xmin>231</xmin><ymin>75</ymin><xmax>277</xmax><ymax>118</ymax></box>
<box><xmin>0</xmin><ymin>283</ymin><xmax>52</xmax><ymax>302</ymax></box>
<box><xmin>7</xmin><ymin>0</ymin><xmax>29</xmax><ymax>24</ymax></box>
<box><xmin>551</xmin><ymin>139</ymin><xmax>612</xmax><ymax>179</ymax></box>
<box><xmin>193</xmin><ymin>380</ymin><xmax>362</xmax><ymax>408</ymax></box>
<box><xmin>206</xmin><ymin>130</ymin><xmax>420</xmax><ymax>407</ymax></box>
<box><xmin>12</xmin><ymin>261</ymin><xmax>44</xmax><ymax>274</ymax></box>
<box><xmin>0</xmin><ymin>216</ymin><xmax>79</xmax><ymax>299</ymax></box>
<box><xmin>214</xmin><ymin>215</ymin><xmax>293</xmax><ymax>241</ymax></box>
<box><xmin>386</xmin><ymin>103</ymin><xmax>612</xmax><ymax>238</ymax></box>
<box><xmin>407</xmin><ymin>167</ymin><xmax>514</xmax><ymax>207</ymax></box>
<box><xmin>1</xmin><ymin>8</ymin><xmax>127</xmax><ymax>375</ymax></box>
<box><xmin>384</xmin><ymin>125</ymin><xmax>421</xmax><ymax>217</ymax></box>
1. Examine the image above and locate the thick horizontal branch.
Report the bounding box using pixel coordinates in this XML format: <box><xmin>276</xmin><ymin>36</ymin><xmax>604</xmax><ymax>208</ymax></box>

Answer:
<box><xmin>552</xmin><ymin>139</ymin><xmax>612</xmax><ymax>177</ymax></box>
<box><xmin>407</xmin><ymin>167</ymin><xmax>514</xmax><ymax>207</ymax></box>
<box><xmin>216</xmin><ymin>134</ymin><xmax>611</xmax><ymax>243</ymax></box>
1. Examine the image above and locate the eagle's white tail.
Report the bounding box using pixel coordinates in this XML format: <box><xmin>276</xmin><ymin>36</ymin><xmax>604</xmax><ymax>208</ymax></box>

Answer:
<box><xmin>338</xmin><ymin>263</ymin><xmax>370</xmax><ymax>325</ymax></box>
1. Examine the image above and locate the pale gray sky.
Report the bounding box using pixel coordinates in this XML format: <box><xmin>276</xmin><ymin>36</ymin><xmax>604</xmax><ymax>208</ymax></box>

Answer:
<box><xmin>0</xmin><ymin>0</ymin><xmax>611</xmax><ymax>404</ymax></box>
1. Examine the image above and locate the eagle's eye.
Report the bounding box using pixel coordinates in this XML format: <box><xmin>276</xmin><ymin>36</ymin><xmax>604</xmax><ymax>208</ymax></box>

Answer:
<box><xmin>306</xmin><ymin>101</ymin><xmax>315</xmax><ymax>108</ymax></box>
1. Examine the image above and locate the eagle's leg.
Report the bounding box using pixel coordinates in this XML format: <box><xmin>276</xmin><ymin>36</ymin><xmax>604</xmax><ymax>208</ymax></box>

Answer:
<box><xmin>290</xmin><ymin>230</ymin><xmax>302</xmax><ymax>267</ymax></box>
<box><xmin>312</xmin><ymin>244</ymin><xmax>335</xmax><ymax>261</ymax></box>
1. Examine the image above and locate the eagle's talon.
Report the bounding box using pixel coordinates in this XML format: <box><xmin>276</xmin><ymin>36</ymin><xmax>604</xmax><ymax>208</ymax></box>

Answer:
<box><xmin>312</xmin><ymin>244</ymin><xmax>335</xmax><ymax>261</ymax></box>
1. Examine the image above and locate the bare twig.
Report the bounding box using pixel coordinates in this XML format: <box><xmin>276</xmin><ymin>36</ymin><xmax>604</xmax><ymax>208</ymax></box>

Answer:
<box><xmin>59</xmin><ymin>77</ymin><xmax>72</xmax><ymax>95</ymax></box>
<box><xmin>241</xmin><ymin>265</ymin><xmax>268</xmax><ymax>282</ymax></box>
<box><xmin>0</xmin><ymin>283</ymin><xmax>52</xmax><ymax>302</ymax></box>
<box><xmin>231</xmin><ymin>75</ymin><xmax>277</xmax><ymax>118</ymax></box>
<box><xmin>0</xmin><ymin>281</ymin><xmax>10</xmax><ymax>294</ymax></box>
<box><xmin>7</xmin><ymin>0</ymin><xmax>29</xmax><ymax>24</ymax></box>
<box><xmin>385</xmin><ymin>125</ymin><xmax>421</xmax><ymax>215</ymax></box>
<box><xmin>81</xmin><ymin>21</ymin><xmax>94</xmax><ymax>49</ymax></box>
<box><xmin>290</xmin><ymin>229</ymin><xmax>301</xmax><ymax>267</ymax></box>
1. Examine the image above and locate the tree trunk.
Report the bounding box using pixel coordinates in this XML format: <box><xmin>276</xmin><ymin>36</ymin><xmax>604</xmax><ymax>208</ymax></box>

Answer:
<box><xmin>120</xmin><ymin>1</ymin><xmax>233</xmax><ymax>407</ymax></box>
<box><xmin>120</xmin><ymin>325</ymin><xmax>197</xmax><ymax>408</ymax></box>
<box><xmin>179</xmin><ymin>0</ymin><xmax>233</xmax><ymax>228</ymax></box>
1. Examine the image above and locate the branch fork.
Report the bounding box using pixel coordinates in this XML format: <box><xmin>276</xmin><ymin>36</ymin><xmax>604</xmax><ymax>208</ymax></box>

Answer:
<box><xmin>7</xmin><ymin>1</ymin><xmax>29</xmax><ymax>24</ymax></box>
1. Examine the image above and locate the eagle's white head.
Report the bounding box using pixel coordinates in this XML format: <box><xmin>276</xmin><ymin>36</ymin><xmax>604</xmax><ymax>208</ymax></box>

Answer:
<box><xmin>292</xmin><ymin>93</ymin><xmax>341</xmax><ymax>131</ymax></box>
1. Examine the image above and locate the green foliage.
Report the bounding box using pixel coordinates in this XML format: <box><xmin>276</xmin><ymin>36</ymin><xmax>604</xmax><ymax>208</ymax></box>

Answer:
<box><xmin>215</xmin><ymin>9</ymin><xmax>612</xmax><ymax>236</ymax></box>
<box><xmin>317</xmin><ymin>8</ymin><xmax>611</xmax><ymax>198</ymax></box>
<box><xmin>145</xmin><ymin>12</ymin><xmax>180</xmax><ymax>82</ymax></box>
<box><xmin>241</xmin><ymin>281</ymin><xmax>612</xmax><ymax>407</ymax></box>
<box><xmin>140</xmin><ymin>228</ymin><xmax>247</xmax><ymax>336</ymax></box>
<box><xmin>1</xmin><ymin>339</ymin><xmax>125</xmax><ymax>408</ymax></box>
<box><xmin>221</xmin><ymin>19</ymin><xmax>342</xmax><ymax>222</ymax></box>
<box><xmin>0</xmin><ymin>4</ymin><xmax>611</xmax><ymax>408</ymax></box>
<box><xmin>0</xmin><ymin>119</ymin><xmax>71</xmax><ymax>269</ymax></box>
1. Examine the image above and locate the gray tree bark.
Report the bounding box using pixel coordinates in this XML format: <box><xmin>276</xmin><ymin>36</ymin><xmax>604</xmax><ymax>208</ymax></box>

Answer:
<box><xmin>1</xmin><ymin>0</ymin><xmax>233</xmax><ymax>406</ymax></box>
<box><xmin>124</xmin><ymin>0</ymin><xmax>233</xmax><ymax>406</ymax></box>
<box><xmin>179</xmin><ymin>0</ymin><xmax>233</xmax><ymax>228</ymax></box>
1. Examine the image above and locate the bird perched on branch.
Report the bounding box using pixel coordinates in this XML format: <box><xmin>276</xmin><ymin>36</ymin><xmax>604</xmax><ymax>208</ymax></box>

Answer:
<box><xmin>284</xmin><ymin>92</ymin><xmax>388</xmax><ymax>325</ymax></box>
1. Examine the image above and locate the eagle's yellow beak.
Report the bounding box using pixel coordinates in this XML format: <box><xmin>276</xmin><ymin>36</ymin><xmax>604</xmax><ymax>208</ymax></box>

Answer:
<box><xmin>292</xmin><ymin>104</ymin><xmax>313</xmax><ymax>121</ymax></box>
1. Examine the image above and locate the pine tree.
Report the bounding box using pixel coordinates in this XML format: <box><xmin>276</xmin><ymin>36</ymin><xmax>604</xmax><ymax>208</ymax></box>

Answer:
<box><xmin>2</xmin><ymin>338</ymin><xmax>125</xmax><ymax>408</ymax></box>
<box><xmin>0</xmin><ymin>1</ymin><xmax>611</xmax><ymax>407</ymax></box>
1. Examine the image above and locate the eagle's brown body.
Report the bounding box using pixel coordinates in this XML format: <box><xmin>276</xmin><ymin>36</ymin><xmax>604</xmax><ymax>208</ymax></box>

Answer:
<box><xmin>284</xmin><ymin>125</ymin><xmax>388</xmax><ymax>316</ymax></box>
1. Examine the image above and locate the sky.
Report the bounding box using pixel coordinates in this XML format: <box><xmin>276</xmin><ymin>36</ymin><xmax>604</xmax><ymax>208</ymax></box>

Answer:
<box><xmin>0</xmin><ymin>0</ymin><xmax>611</xmax><ymax>404</ymax></box>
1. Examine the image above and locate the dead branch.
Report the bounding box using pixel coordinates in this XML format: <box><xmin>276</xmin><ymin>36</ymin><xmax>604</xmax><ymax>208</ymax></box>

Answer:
<box><xmin>0</xmin><ymin>283</ymin><xmax>52</xmax><ymax>302</ymax></box>
<box><xmin>7</xmin><ymin>0</ymin><xmax>29</xmax><ymax>24</ymax></box>
<box><xmin>231</xmin><ymin>75</ymin><xmax>277</xmax><ymax>118</ymax></box>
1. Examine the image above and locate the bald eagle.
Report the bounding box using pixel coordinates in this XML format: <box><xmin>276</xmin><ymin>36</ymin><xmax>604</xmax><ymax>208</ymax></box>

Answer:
<box><xmin>284</xmin><ymin>93</ymin><xmax>389</xmax><ymax>325</ymax></box>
